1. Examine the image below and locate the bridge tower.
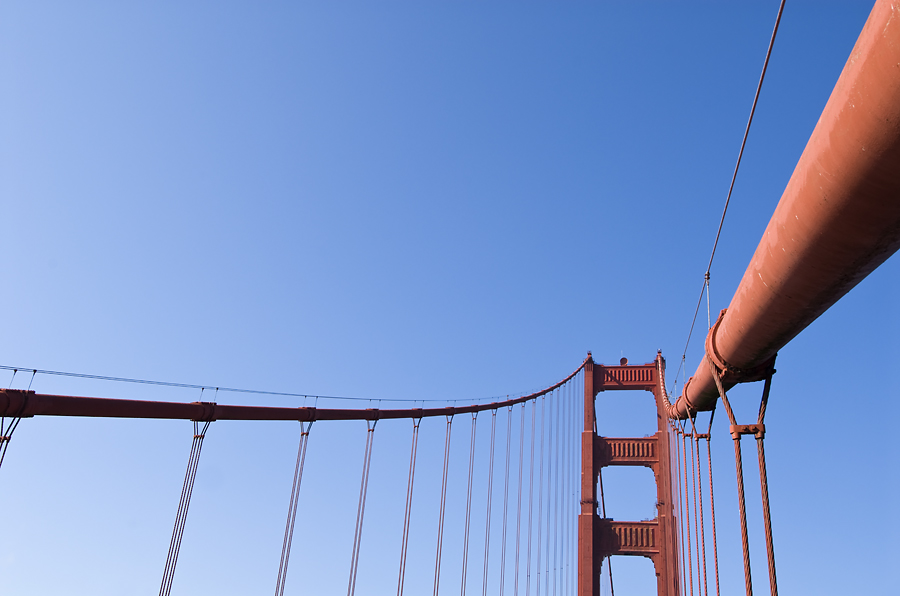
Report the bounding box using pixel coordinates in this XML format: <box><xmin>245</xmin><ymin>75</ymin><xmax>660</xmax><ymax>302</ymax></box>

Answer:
<box><xmin>578</xmin><ymin>353</ymin><xmax>679</xmax><ymax>596</ymax></box>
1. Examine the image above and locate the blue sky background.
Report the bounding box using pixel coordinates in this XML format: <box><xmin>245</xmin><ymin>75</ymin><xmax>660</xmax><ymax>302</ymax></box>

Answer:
<box><xmin>1</xmin><ymin>1</ymin><xmax>897</xmax><ymax>595</ymax></box>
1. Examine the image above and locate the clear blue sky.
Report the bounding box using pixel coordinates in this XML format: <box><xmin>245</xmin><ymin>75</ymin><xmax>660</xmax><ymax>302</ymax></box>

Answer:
<box><xmin>1</xmin><ymin>1</ymin><xmax>896</xmax><ymax>595</ymax></box>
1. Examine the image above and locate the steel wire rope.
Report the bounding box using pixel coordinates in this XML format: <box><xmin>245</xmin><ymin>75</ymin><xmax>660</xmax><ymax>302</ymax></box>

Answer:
<box><xmin>397</xmin><ymin>418</ymin><xmax>422</xmax><ymax>596</ymax></box>
<box><xmin>543</xmin><ymin>389</ymin><xmax>555</xmax><ymax>596</ymax></box>
<box><xmin>499</xmin><ymin>406</ymin><xmax>513</xmax><ymax>596</ymax></box>
<box><xmin>482</xmin><ymin>409</ymin><xmax>498</xmax><ymax>596</ymax></box>
<box><xmin>681</xmin><ymin>425</ymin><xmax>695</xmax><ymax>596</ymax></box>
<box><xmin>704</xmin><ymin>412</ymin><xmax>721</xmax><ymax>596</ymax></box>
<box><xmin>547</xmin><ymin>391</ymin><xmax>561</xmax><ymax>596</ymax></box>
<box><xmin>159</xmin><ymin>417</ymin><xmax>211</xmax><ymax>596</ymax></box>
<box><xmin>513</xmin><ymin>403</ymin><xmax>526</xmax><ymax>596</ymax></box>
<box><xmin>569</xmin><ymin>379</ymin><xmax>577</xmax><ymax>595</ymax></box>
<box><xmin>674</xmin><ymin>0</ymin><xmax>787</xmax><ymax>379</ymax></box>
<box><xmin>571</xmin><ymin>376</ymin><xmax>579</xmax><ymax>596</ymax></box>
<box><xmin>525</xmin><ymin>399</ymin><xmax>537</xmax><ymax>596</ymax></box>
<box><xmin>568</xmin><ymin>378</ymin><xmax>574</xmax><ymax>595</ymax></box>
<box><xmin>598</xmin><ymin>466</ymin><xmax>614</xmax><ymax>596</ymax></box>
<box><xmin>689</xmin><ymin>421</ymin><xmax>704</xmax><ymax>596</ymax></box>
<box><xmin>559</xmin><ymin>385</ymin><xmax>572</xmax><ymax>594</ymax></box>
<box><xmin>3</xmin><ymin>360</ymin><xmax>590</xmax><ymax>425</ymax></box>
<box><xmin>433</xmin><ymin>416</ymin><xmax>454</xmax><ymax>596</ymax></box>
<box><xmin>0</xmin><ymin>363</ymin><xmax>581</xmax><ymax>406</ymax></box>
<box><xmin>275</xmin><ymin>420</ymin><xmax>314</xmax><ymax>596</ymax></box>
<box><xmin>751</xmin><ymin>371</ymin><xmax>778</xmax><ymax>596</ymax></box>
<box><xmin>347</xmin><ymin>420</ymin><xmax>377</xmax><ymax>596</ymax></box>
<box><xmin>535</xmin><ymin>396</ymin><xmax>546</xmax><ymax>596</ymax></box>
<box><xmin>707</xmin><ymin>358</ymin><xmax>754</xmax><ymax>596</ymax></box>
<box><xmin>460</xmin><ymin>413</ymin><xmax>478</xmax><ymax>596</ymax></box>
<box><xmin>560</xmin><ymin>382</ymin><xmax>568</xmax><ymax>596</ymax></box>
<box><xmin>552</xmin><ymin>388</ymin><xmax>560</xmax><ymax>596</ymax></box>
<box><xmin>673</xmin><ymin>422</ymin><xmax>688</xmax><ymax>596</ymax></box>
<box><xmin>0</xmin><ymin>385</ymin><xmax>27</xmax><ymax>472</ymax></box>
<box><xmin>0</xmin><ymin>368</ymin><xmax>24</xmax><ymax>471</ymax></box>
<box><xmin>689</xmin><ymin>416</ymin><xmax>710</xmax><ymax>596</ymax></box>
<box><xmin>670</xmin><ymin>422</ymin><xmax>685</xmax><ymax>596</ymax></box>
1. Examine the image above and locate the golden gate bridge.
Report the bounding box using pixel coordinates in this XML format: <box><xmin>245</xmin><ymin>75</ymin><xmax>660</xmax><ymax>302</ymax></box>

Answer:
<box><xmin>2</xmin><ymin>1</ymin><xmax>900</xmax><ymax>595</ymax></box>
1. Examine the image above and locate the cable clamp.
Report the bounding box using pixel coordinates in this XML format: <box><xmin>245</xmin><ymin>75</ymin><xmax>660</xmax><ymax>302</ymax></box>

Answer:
<box><xmin>729</xmin><ymin>423</ymin><xmax>765</xmax><ymax>440</ymax></box>
<box><xmin>190</xmin><ymin>401</ymin><xmax>217</xmax><ymax>422</ymax></box>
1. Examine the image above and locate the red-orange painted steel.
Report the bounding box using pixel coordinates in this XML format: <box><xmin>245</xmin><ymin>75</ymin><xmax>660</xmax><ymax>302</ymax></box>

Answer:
<box><xmin>579</xmin><ymin>355</ymin><xmax>679</xmax><ymax>596</ymax></box>
<box><xmin>669</xmin><ymin>0</ymin><xmax>900</xmax><ymax>418</ymax></box>
<box><xmin>0</xmin><ymin>359</ymin><xmax>587</xmax><ymax>422</ymax></box>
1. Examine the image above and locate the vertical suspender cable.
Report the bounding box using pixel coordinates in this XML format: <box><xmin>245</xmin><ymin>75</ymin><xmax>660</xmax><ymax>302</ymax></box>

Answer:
<box><xmin>160</xmin><ymin>419</ymin><xmax>211</xmax><ymax>596</ymax></box>
<box><xmin>514</xmin><ymin>404</ymin><xmax>526</xmax><ymax>596</ymax></box>
<box><xmin>499</xmin><ymin>406</ymin><xmax>513</xmax><ymax>596</ymax></box>
<box><xmin>598</xmin><ymin>466</ymin><xmax>614</xmax><ymax>596</ymax></box>
<box><xmin>0</xmin><ymin>403</ymin><xmax>25</xmax><ymax>472</ymax></box>
<box><xmin>562</xmin><ymin>380</ymin><xmax>570</xmax><ymax>596</ymax></box>
<box><xmin>670</xmin><ymin>422</ymin><xmax>684</xmax><ymax>596</ymax></box>
<box><xmin>347</xmin><ymin>420</ymin><xmax>377</xmax><ymax>596</ymax></box>
<box><xmin>570</xmin><ymin>376</ymin><xmax>576</xmax><ymax>594</ymax></box>
<box><xmin>682</xmin><ymin>427</ymin><xmax>695</xmax><ymax>596</ymax></box>
<box><xmin>756</xmin><ymin>374</ymin><xmax>777</xmax><ymax>596</ymax></box>
<box><xmin>275</xmin><ymin>420</ymin><xmax>314</xmax><ymax>596</ymax></box>
<box><xmin>562</xmin><ymin>382</ymin><xmax>569</xmax><ymax>596</ymax></box>
<box><xmin>460</xmin><ymin>414</ymin><xmax>478</xmax><ymax>596</ymax></box>
<box><xmin>689</xmin><ymin>424</ymin><xmax>703</xmax><ymax>596</ymax></box>
<box><xmin>708</xmin><ymin>359</ymin><xmax>752</xmax><ymax>596</ymax></box>
<box><xmin>482</xmin><ymin>410</ymin><xmax>498</xmax><ymax>596</ymax></box>
<box><xmin>673</xmin><ymin>423</ymin><xmax>687</xmax><ymax>596</ymax></box>
<box><xmin>705</xmin><ymin>416</ymin><xmax>721</xmax><ymax>596</ymax></box>
<box><xmin>553</xmin><ymin>388</ymin><xmax>560</xmax><ymax>596</ymax></box>
<box><xmin>397</xmin><ymin>418</ymin><xmax>422</xmax><ymax>596</ymax></box>
<box><xmin>433</xmin><ymin>416</ymin><xmax>454</xmax><ymax>596</ymax></box>
<box><xmin>689</xmin><ymin>418</ymin><xmax>709</xmax><ymax>596</ymax></box>
<box><xmin>544</xmin><ymin>389</ymin><xmax>555</xmax><ymax>596</ymax></box>
<box><xmin>535</xmin><ymin>396</ymin><xmax>546</xmax><ymax>596</ymax></box>
<box><xmin>525</xmin><ymin>399</ymin><xmax>537</xmax><ymax>596</ymax></box>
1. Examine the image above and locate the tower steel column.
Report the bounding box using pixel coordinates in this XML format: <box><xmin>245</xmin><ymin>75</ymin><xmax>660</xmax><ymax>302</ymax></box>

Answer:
<box><xmin>579</xmin><ymin>354</ymin><xmax>679</xmax><ymax>596</ymax></box>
